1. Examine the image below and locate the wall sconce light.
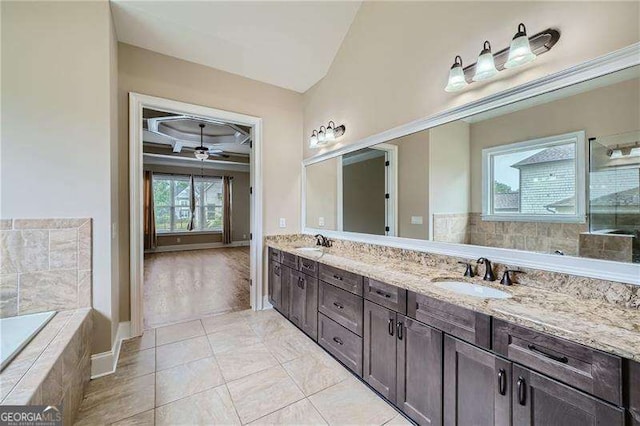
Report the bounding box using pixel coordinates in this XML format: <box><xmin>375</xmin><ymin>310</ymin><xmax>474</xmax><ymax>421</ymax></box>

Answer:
<box><xmin>444</xmin><ymin>24</ymin><xmax>560</xmax><ymax>92</ymax></box>
<box><xmin>309</xmin><ymin>121</ymin><xmax>346</xmax><ymax>148</ymax></box>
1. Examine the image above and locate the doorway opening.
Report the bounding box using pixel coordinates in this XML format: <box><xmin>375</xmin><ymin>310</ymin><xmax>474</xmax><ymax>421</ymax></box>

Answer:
<box><xmin>129</xmin><ymin>94</ymin><xmax>263</xmax><ymax>336</ymax></box>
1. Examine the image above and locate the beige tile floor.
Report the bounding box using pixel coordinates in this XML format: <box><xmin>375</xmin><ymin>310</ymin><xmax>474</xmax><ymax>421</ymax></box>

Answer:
<box><xmin>144</xmin><ymin>248</ymin><xmax>250</xmax><ymax>329</ymax></box>
<box><xmin>74</xmin><ymin>309</ymin><xmax>410</xmax><ymax>425</ymax></box>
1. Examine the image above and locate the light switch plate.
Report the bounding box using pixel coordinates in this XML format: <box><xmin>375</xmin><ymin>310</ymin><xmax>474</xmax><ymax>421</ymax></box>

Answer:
<box><xmin>411</xmin><ymin>216</ymin><xmax>423</xmax><ymax>225</ymax></box>
<box><xmin>318</xmin><ymin>217</ymin><xmax>325</xmax><ymax>227</ymax></box>
<box><xmin>279</xmin><ymin>218</ymin><xmax>286</xmax><ymax>228</ymax></box>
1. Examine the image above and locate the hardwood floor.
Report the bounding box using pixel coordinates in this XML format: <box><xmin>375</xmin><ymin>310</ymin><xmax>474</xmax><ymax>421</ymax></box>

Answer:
<box><xmin>143</xmin><ymin>247</ymin><xmax>250</xmax><ymax>329</ymax></box>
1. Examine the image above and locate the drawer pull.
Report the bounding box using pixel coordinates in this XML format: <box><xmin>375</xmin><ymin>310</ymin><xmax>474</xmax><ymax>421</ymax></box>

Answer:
<box><xmin>333</xmin><ymin>336</ymin><xmax>344</xmax><ymax>345</ymax></box>
<box><xmin>333</xmin><ymin>302</ymin><xmax>344</xmax><ymax>309</ymax></box>
<box><xmin>497</xmin><ymin>369</ymin><xmax>506</xmax><ymax>396</ymax></box>
<box><xmin>297</xmin><ymin>277</ymin><xmax>305</xmax><ymax>289</ymax></box>
<box><xmin>375</xmin><ymin>290</ymin><xmax>391</xmax><ymax>298</ymax></box>
<box><xmin>517</xmin><ymin>376</ymin><xmax>527</xmax><ymax>405</ymax></box>
<box><xmin>302</xmin><ymin>261</ymin><xmax>312</xmax><ymax>269</ymax></box>
<box><xmin>527</xmin><ymin>344</ymin><xmax>568</xmax><ymax>364</ymax></box>
<box><xmin>396</xmin><ymin>322</ymin><xmax>403</xmax><ymax>340</ymax></box>
<box><xmin>388</xmin><ymin>318</ymin><xmax>395</xmax><ymax>336</ymax></box>
<box><xmin>333</xmin><ymin>274</ymin><xmax>343</xmax><ymax>281</ymax></box>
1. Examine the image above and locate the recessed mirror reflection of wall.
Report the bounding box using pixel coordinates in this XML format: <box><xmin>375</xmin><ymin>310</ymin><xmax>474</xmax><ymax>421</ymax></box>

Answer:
<box><xmin>305</xmin><ymin>64</ymin><xmax>640</xmax><ymax>263</ymax></box>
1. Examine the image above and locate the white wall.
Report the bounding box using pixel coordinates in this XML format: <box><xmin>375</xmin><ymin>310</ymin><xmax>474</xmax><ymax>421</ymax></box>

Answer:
<box><xmin>1</xmin><ymin>1</ymin><xmax>118</xmax><ymax>352</ymax></box>
<box><xmin>303</xmin><ymin>1</ymin><xmax>640</xmax><ymax>159</ymax></box>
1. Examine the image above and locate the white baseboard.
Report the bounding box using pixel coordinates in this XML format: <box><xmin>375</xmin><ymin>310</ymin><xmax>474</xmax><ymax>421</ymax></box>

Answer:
<box><xmin>90</xmin><ymin>321</ymin><xmax>131</xmax><ymax>379</ymax></box>
<box><xmin>262</xmin><ymin>295</ymin><xmax>273</xmax><ymax>309</ymax></box>
<box><xmin>146</xmin><ymin>240</ymin><xmax>250</xmax><ymax>253</ymax></box>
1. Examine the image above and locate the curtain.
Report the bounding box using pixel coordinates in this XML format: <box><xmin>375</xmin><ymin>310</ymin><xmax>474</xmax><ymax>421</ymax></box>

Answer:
<box><xmin>223</xmin><ymin>176</ymin><xmax>233</xmax><ymax>244</ymax></box>
<box><xmin>143</xmin><ymin>171</ymin><xmax>157</xmax><ymax>250</ymax></box>
<box><xmin>187</xmin><ymin>175</ymin><xmax>196</xmax><ymax>231</ymax></box>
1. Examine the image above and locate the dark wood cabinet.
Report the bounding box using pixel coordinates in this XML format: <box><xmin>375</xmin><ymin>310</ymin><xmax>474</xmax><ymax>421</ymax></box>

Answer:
<box><xmin>363</xmin><ymin>300</ymin><xmax>398</xmax><ymax>402</ymax></box>
<box><xmin>512</xmin><ymin>364</ymin><xmax>624</xmax><ymax>426</ymax></box>
<box><xmin>364</xmin><ymin>277</ymin><xmax>407</xmax><ymax>314</ymax></box>
<box><xmin>289</xmin><ymin>270</ymin><xmax>318</xmax><ymax>340</ymax></box>
<box><xmin>444</xmin><ymin>335</ymin><xmax>512</xmax><ymax>426</ymax></box>
<box><xmin>494</xmin><ymin>319</ymin><xmax>622</xmax><ymax>406</ymax></box>
<box><xmin>318</xmin><ymin>313</ymin><xmax>363</xmax><ymax>376</ymax></box>
<box><xmin>319</xmin><ymin>281</ymin><xmax>363</xmax><ymax>335</ymax></box>
<box><xmin>396</xmin><ymin>316</ymin><xmax>443</xmax><ymax>426</ymax></box>
<box><xmin>268</xmin><ymin>259</ymin><xmax>281</xmax><ymax>310</ymax></box>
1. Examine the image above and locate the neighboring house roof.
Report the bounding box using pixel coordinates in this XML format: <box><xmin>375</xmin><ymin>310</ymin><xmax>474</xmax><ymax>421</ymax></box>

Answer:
<box><xmin>590</xmin><ymin>187</ymin><xmax>640</xmax><ymax>207</ymax></box>
<box><xmin>511</xmin><ymin>144</ymin><xmax>575</xmax><ymax>168</ymax></box>
<box><xmin>546</xmin><ymin>187</ymin><xmax>640</xmax><ymax>209</ymax></box>
<box><xmin>546</xmin><ymin>195</ymin><xmax>575</xmax><ymax>209</ymax></box>
<box><xmin>494</xmin><ymin>192</ymin><xmax>520</xmax><ymax>210</ymax></box>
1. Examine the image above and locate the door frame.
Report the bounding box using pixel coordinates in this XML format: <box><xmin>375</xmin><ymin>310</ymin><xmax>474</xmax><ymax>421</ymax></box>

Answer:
<box><xmin>336</xmin><ymin>143</ymin><xmax>398</xmax><ymax>235</ymax></box>
<box><xmin>129</xmin><ymin>92</ymin><xmax>264</xmax><ymax>337</ymax></box>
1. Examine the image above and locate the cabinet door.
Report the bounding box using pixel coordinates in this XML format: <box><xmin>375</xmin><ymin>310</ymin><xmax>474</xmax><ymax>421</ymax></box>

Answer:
<box><xmin>444</xmin><ymin>336</ymin><xmax>512</xmax><ymax>426</ymax></box>
<box><xmin>279</xmin><ymin>265</ymin><xmax>291</xmax><ymax>317</ymax></box>
<box><xmin>396</xmin><ymin>316</ymin><xmax>442</xmax><ymax>426</ymax></box>
<box><xmin>512</xmin><ymin>365</ymin><xmax>624</xmax><ymax>426</ymax></box>
<box><xmin>289</xmin><ymin>271</ymin><xmax>318</xmax><ymax>340</ymax></box>
<box><xmin>268</xmin><ymin>260</ymin><xmax>282</xmax><ymax>311</ymax></box>
<box><xmin>363</xmin><ymin>300</ymin><xmax>397</xmax><ymax>403</ymax></box>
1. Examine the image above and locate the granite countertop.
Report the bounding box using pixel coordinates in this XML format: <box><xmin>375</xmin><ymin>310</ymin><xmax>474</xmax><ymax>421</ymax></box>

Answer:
<box><xmin>266</xmin><ymin>239</ymin><xmax>640</xmax><ymax>361</ymax></box>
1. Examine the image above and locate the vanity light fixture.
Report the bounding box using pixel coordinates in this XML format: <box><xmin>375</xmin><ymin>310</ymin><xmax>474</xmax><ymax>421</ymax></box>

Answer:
<box><xmin>504</xmin><ymin>23</ymin><xmax>537</xmax><ymax>69</ymax></box>
<box><xmin>309</xmin><ymin>122</ymin><xmax>347</xmax><ymax>148</ymax></box>
<box><xmin>607</xmin><ymin>147</ymin><xmax>623</xmax><ymax>159</ymax></box>
<box><xmin>630</xmin><ymin>144</ymin><xmax>640</xmax><ymax>157</ymax></box>
<box><xmin>444</xmin><ymin>25</ymin><xmax>560</xmax><ymax>92</ymax></box>
<box><xmin>445</xmin><ymin>56</ymin><xmax>468</xmax><ymax>92</ymax></box>
<box><xmin>473</xmin><ymin>41</ymin><xmax>499</xmax><ymax>81</ymax></box>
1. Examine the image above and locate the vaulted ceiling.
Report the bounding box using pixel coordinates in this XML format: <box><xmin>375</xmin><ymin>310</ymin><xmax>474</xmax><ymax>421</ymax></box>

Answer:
<box><xmin>111</xmin><ymin>1</ymin><xmax>362</xmax><ymax>92</ymax></box>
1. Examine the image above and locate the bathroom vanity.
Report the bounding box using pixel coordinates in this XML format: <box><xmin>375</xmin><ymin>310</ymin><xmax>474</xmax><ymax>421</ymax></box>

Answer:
<box><xmin>267</xmin><ymin>243</ymin><xmax>639</xmax><ymax>426</ymax></box>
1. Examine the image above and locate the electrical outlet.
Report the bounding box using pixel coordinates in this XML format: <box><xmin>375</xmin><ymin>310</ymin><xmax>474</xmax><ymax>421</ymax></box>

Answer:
<box><xmin>176</xmin><ymin>237</ymin><xmax>181</xmax><ymax>243</ymax></box>
<box><xmin>243</xmin><ymin>234</ymin><xmax>247</xmax><ymax>239</ymax></box>
<box><xmin>279</xmin><ymin>218</ymin><xmax>286</xmax><ymax>228</ymax></box>
<box><xmin>411</xmin><ymin>216</ymin><xmax>423</xmax><ymax>225</ymax></box>
<box><xmin>111</xmin><ymin>223</ymin><xmax>117</xmax><ymax>239</ymax></box>
<box><xmin>318</xmin><ymin>217</ymin><xmax>325</xmax><ymax>227</ymax></box>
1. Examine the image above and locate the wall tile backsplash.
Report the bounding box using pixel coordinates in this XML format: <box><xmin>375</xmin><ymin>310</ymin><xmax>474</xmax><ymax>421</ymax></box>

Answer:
<box><xmin>0</xmin><ymin>218</ymin><xmax>92</xmax><ymax>317</ymax></box>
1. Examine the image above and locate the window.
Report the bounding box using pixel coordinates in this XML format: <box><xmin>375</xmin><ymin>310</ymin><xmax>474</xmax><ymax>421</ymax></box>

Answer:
<box><xmin>153</xmin><ymin>174</ymin><xmax>224</xmax><ymax>233</ymax></box>
<box><xmin>482</xmin><ymin>131</ymin><xmax>586</xmax><ymax>222</ymax></box>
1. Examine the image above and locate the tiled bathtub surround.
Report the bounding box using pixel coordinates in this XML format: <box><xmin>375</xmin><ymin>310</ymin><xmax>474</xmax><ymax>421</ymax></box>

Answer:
<box><xmin>432</xmin><ymin>213</ymin><xmax>470</xmax><ymax>244</ymax></box>
<box><xmin>265</xmin><ymin>235</ymin><xmax>640</xmax><ymax>361</ymax></box>
<box><xmin>1</xmin><ymin>309</ymin><xmax>92</xmax><ymax>425</ymax></box>
<box><xmin>0</xmin><ymin>219</ymin><xmax>92</xmax><ymax>318</ymax></box>
<box><xmin>467</xmin><ymin>213</ymin><xmax>587</xmax><ymax>256</ymax></box>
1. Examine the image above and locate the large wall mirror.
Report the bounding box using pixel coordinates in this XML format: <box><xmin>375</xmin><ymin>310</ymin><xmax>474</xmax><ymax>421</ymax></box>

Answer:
<box><xmin>304</xmin><ymin>65</ymin><xmax>640</xmax><ymax>264</ymax></box>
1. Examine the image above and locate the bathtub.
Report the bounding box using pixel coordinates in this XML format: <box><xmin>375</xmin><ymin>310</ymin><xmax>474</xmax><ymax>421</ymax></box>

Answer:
<box><xmin>0</xmin><ymin>311</ymin><xmax>56</xmax><ymax>371</ymax></box>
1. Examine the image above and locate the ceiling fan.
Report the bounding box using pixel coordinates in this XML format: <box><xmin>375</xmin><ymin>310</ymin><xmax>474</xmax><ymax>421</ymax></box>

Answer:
<box><xmin>194</xmin><ymin>124</ymin><xmax>230</xmax><ymax>159</ymax></box>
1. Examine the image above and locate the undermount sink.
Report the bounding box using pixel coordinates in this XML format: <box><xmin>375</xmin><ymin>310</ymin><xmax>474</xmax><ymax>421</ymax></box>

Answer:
<box><xmin>295</xmin><ymin>247</ymin><xmax>323</xmax><ymax>252</ymax></box>
<box><xmin>432</xmin><ymin>281</ymin><xmax>512</xmax><ymax>299</ymax></box>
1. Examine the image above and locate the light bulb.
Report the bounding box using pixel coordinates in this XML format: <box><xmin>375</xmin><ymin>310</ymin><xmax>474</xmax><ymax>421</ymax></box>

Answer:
<box><xmin>505</xmin><ymin>23</ymin><xmax>536</xmax><ymax>69</ymax></box>
<box><xmin>473</xmin><ymin>41</ymin><xmax>499</xmax><ymax>82</ymax></box>
<box><xmin>607</xmin><ymin>148</ymin><xmax>623</xmax><ymax>159</ymax></box>
<box><xmin>630</xmin><ymin>146</ymin><xmax>640</xmax><ymax>157</ymax></box>
<box><xmin>445</xmin><ymin>55</ymin><xmax>468</xmax><ymax>92</ymax></box>
<box><xmin>325</xmin><ymin>122</ymin><xmax>336</xmax><ymax>141</ymax></box>
<box><xmin>309</xmin><ymin>130</ymin><xmax>319</xmax><ymax>148</ymax></box>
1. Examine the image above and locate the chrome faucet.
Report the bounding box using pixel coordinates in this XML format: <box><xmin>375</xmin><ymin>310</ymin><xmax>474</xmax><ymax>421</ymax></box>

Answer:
<box><xmin>314</xmin><ymin>234</ymin><xmax>332</xmax><ymax>248</ymax></box>
<box><xmin>477</xmin><ymin>257</ymin><xmax>496</xmax><ymax>281</ymax></box>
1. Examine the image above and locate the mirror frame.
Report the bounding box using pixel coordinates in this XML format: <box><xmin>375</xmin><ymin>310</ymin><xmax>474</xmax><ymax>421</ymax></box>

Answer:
<box><xmin>302</xmin><ymin>43</ymin><xmax>640</xmax><ymax>285</ymax></box>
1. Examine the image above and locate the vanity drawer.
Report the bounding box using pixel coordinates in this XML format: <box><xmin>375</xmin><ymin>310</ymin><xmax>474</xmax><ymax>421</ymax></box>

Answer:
<box><xmin>407</xmin><ymin>291</ymin><xmax>490</xmax><ymax>349</ymax></box>
<box><xmin>298</xmin><ymin>257</ymin><xmax>318</xmax><ymax>277</ymax></box>
<box><xmin>364</xmin><ymin>277</ymin><xmax>407</xmax><ymax>314</ymax></box>
<box><xmin>319</xmin><ymin>281</ymin><xmax>364</xmax><ymax>336</ymax></box>
<box><xmin>269</xmin><ymin>247</ymin><xmax>281</xmax><ymax>263</ymax></box>
<box><xmin>318</xmin><ymin>313</ymin><xmax>363</xmax><ymax>376</ymax></box>
<box><xmin>319</xmin><ymin>264</ymin><xmax>363</xmax><ymax>296</ymax></box>
<box><xmin>281</xmin><ymin>252</ymin><xmax>298</xmax><ymax>269</ymax></box>
<box><xmin>493</xmin><ymin>319</ymin><xmax>622</xmax><ymax>405</ymax></box>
